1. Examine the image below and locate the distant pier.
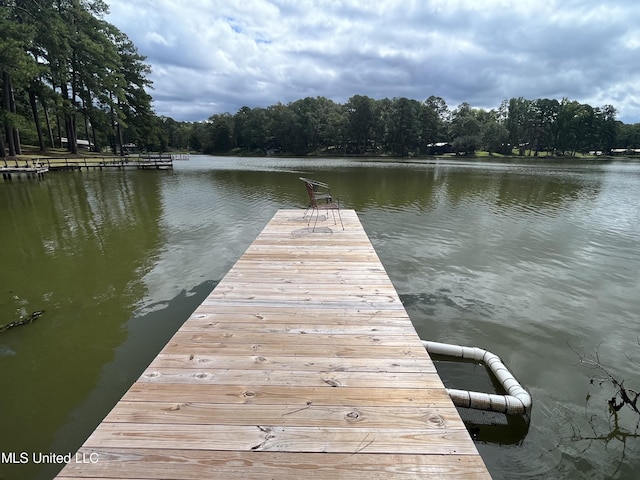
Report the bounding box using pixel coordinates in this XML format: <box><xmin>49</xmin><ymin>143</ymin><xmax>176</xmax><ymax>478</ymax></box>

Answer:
<box><xmin>1</xmin><ymin>165</ymin><xmax>48</xmax><ymax>180</ymax></box>
<box><xmin>1</xmin><ymin>153</ymin><xmax>185</xmax><ymax>180</ymax></box>
<box><xmin>38</xmin><ymin>154</ymin><xmax>176</xmax><ymax>171</ymax></box>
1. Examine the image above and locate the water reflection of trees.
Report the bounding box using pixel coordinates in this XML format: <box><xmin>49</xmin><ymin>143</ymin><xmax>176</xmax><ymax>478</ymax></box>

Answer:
<box><xmin>192</xmin><ymin>160</ymin><xmax>603</xmax><ymax>217</ymax></box>
<box><xmin>310</xmin><ymin>163</ymin><xmax>600</xmax><ymax>214</ymax></box>
<box><xmin>435</xmin><ymin>166</ymin><xmax>601</xmax><ymax>214</ymax></box>
<box><xmin>0</xmin><ymin>171</ymin><xmax>163</xmax><ymax>480</ymax></box>
<box><xmin>557</xmin><ymin>399</ymin><xmax>640</xmax><ymax>478</ymax></box>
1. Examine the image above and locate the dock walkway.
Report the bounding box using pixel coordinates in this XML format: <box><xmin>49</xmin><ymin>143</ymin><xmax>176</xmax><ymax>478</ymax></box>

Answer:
<box><xmin>57</xmin><ymin>209</ymin><xmax>490</xmax><ymax>479</ymax></box>
<box><xmin>1</xmin><ymin>165</ymin><xmax>48</xmax><ymax>180</ymax></box>
<box><xmin>39</xmin><ymin>155</ymin><xmax>175</xmax><ymax>171</ymax></box>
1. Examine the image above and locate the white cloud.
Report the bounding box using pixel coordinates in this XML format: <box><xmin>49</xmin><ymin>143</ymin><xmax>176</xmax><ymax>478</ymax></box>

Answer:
<box><xmin>146</xmin><ymin>32</ymin><xmax>169</xmax><ymax>46</ymax></box>
<box><xmin>106</xmin><ymin>0</ymin><xmax>640</xmax><ymax>123</ymax></box>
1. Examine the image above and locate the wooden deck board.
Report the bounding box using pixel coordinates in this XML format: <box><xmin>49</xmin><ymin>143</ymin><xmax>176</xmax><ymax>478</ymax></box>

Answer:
<box><xmin>166</xmin><ymin>331</ymin><xmax>420</xmax><ymax>346</ymax></box>
<box><xmin>104</xmin><ymin>402</ymin><xmax>463</xmax><ymax>428</ymax></box>
<box><xmin>56</xmin><ymin>449</ymin><xmax>489</xmax><ymax>480</ymax></box>
<box><xmin>82</xmin><ymin>424</ymin><xmax>477</xmax><ymax>455</ymax></box>
<box><xmin>149</xmin><ymin>353</ymin><xmax>437</xmax><ymax>373</ymax></box>
<box><xmin>135</xmin><ymin>368</ymin><xmax>445</xmax><ymax>387</ymax></box>
<box><xmin>56</xmin><ymin>209</ymin><xmax>490</xmax><ymax>479</ymax></box>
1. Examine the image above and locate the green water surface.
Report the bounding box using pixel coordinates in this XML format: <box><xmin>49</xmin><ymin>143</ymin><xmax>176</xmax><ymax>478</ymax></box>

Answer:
<box><xmin>1</xmin><ymin>156</ymin><xmax>639</xmax><ymax>479</ymax></box>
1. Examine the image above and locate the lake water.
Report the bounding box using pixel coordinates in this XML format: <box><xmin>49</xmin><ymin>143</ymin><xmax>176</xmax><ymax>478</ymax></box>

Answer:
<box><xmin>1</xmin><ymin>155</ymin><xmax>639</xmax><ymax>479</ymax></box>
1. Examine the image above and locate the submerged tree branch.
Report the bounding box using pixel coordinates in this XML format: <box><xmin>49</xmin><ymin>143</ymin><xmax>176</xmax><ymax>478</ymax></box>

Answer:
<box><xmin>568</xmin><ymin>340</ymin><xmax>640</xmax><ymax>417</ymax></box>
<box><xmin>0</xmin><ymin>310</ymin><xmax>44</xmax><ymax>333</ymax></box>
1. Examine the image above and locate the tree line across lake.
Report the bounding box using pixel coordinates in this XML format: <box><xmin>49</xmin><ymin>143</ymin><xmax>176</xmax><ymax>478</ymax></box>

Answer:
<box><xmin>172</xmin><ymin>95</ymin><xmax>639</xmax><ymax>157</ymax></box>
<box><xmin>3</xmin><ymin>1</ymin><xmax>640</xmax><ymax>159</ymax></box>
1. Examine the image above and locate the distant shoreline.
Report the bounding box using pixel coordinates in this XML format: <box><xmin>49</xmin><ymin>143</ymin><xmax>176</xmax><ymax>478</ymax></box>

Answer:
<box><xmin>5</xmin><ymin>144</ymin><xmax>640</xmax><ymax>164</ymax></box>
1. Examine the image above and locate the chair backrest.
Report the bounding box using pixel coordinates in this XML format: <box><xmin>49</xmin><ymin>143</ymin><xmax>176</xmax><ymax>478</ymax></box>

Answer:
<box><xmin>303</xmin><ymin>180</ymin><xmax>318</xmax><ymax>207</ymax></box>
<box><xmin>301</xmin><ymin>178</ymin><xmax>319</xmax><ymax>207</ymax></box>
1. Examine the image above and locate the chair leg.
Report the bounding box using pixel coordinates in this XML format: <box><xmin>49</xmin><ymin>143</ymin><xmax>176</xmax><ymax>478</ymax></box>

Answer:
<box><xmin>306</xmin><ymin>208</ymin><xmax>318</xmax><ymax>231</ymax></box>
<box><xmin>336</xmin><ymin>207</ymin><xmax>344</xmax><ymax>230</ymax></box>
<box><xmin>307</xmin><ymin>207</ymin><xmax>343</xmax><ymax>232</ymax></box>
<box><xmin>303</xmin><ymin>204</ymin><xmax>311</xmax><ymax>218</ymax></box>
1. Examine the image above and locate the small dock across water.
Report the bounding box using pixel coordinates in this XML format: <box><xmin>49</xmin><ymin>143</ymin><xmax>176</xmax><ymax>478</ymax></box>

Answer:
<box><xmin>1</xmin><ymin>165</ymin><xmax>48</xmax><ymax>180</ymax></box>
<box><xmin>38</xmin><ymin>154</ymin><xmax>175</xmax><ymax>171</ymax></box>
<box><xmin>1</xmin><ymin>154</ymin><xmax>181</xmax><ymax>178</ymax></box>
<box><xmin>56</xmin><ymin>209</ymin><xmax>491</xmax><ymax>479</ymax></box>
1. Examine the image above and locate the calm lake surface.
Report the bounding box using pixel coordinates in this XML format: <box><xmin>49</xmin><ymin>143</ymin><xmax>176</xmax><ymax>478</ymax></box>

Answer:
<box><xmin>1</xmin><ymin>155</ymin><xmax>639</xmax><ymax>479</ymax></box>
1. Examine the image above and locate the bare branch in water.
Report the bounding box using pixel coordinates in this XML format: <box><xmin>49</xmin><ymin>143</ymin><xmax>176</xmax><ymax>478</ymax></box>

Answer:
<box><xmin>567</xmin><ymin>340</ymin><xmax>640</xmax><ymax>417</ymax></box>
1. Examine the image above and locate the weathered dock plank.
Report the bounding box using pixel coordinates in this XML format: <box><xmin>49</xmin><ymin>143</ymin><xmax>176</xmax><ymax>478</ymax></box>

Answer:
<box><xmin>135</xmin><ymin>368</ymin><xmax>443</xmax><ymax>388</ymax></box>
<box><xmin>56</xmin><ymin>209</ymin><xmax>490</xmax><ymax>479</ymax></box>
<box><xmin>149</xmin><ymin>353</ymin><xmax>436</xmax><ymax>373</ymax></box>
<box><xmin>104</xmin><ymin>402</ymin><xmax>462</xmax><ymax>428</ymax></box>
<box><xmin>57</xmin><ymin>449</ymin><xmax>489</xmax><ymax>480</ymax></box>
<box><xmin>82</xmin><ymin>423</ymin><xmax>477</xmax><ymax>455</ymax></box>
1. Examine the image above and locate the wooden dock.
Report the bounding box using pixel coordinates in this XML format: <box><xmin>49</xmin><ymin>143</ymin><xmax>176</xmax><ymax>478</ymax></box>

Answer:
<box><xmin>1</xmin><ymin>165</ymin><xmax>48</xmax><ymax>180</ymax></box>
<box><xmin>56</xmin><ymin>209</ymin><xmax>491</xmax><ymax>479</ymax></box>
<box><xmin>2</xmin><ymin>154</ymin><xmax>178</xmax><ymax>173</ymax></box>
<box><xmin>39</xmin><ymin>155</ymin><xmax>174</xmax><ymax>171</ymax></box>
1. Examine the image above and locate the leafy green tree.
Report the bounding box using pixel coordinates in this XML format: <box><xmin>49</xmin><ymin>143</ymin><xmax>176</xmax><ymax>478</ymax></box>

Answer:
<box><xmin>594</xmin><ymin>105</ymin><xmax>618</xmax><ymax>153</ymax></box>
<box><xmin>234</xmin><ymin>106</ymin><xmax>269</xmax><ymax>152</ymax></box>
<box><xmin>475</xmin><ymin>108</ymin><xmax>510</xmax><ymax>155</ymax></box>
<box><xmin>188</xmin><ymin>122</ymin><xmax>206</xmax><ymax>152</ymax></box>
<box><xmin>554</xmin><ymin>99</ymin><xmax>583</xmax><ymax>155</ymax></box>
<box><xmin>371</xmin><ymin>98</ymin><xmax>391</xmax><ymax>152</ymax></box>
<box><xmin>313</xmin><ymin>96</ymin><xmax>342</xmax><ymax>152</ymax></box>
<box><xmin>481</xmin><ymin>121</ymin><xmax>509</xmax><ymax>155</ymax></box>
<box><xmin>385</xmin><ymin>97</ymin><xmax>421</xmax><ymax>156</ymax></box>
<box><xmin>289</xmin><ymin>97</ymin><xmax>326</xmax><ymax>154</ymax></box>
<box><xmin>530</xmin><ymin>99</ymin><xmax>559</xmax><ymax>155</ymax></box>
<box><xmin>415</xmin><ymin>102</ymin><xmax>438</xmax><ymax>154</ymax></box>
<box><xmin>160</xmin><ymin>116</ymin><xmax>192</xmax><ymax>151</ymax></box>
<box><xmin>211</xmin><ymin>121</ymin><xmax>232</xmax><ymax>153</ymax></box>
<box><xmin>108</xmin><ymin>25</ymin><xmax>153</xmax><ymax>153</ymax></box>
<box><xmin>1</xmin><ymin>0</ymin><xmax>154</xmax><ymax>156</ymax></box>
<box><xmin>346</xmin><ymin>94</ymin><xmax>375</xmax><ymax>154</ymax></box>
<box><xmin>267</xmin><ymin>103</ymin><xmax>295</xmax><ymax>151</ymax></box>
<box><xmin>616</xmin><ymin>122</ymin><xmax>640</xmax><ymax>149</ymax></box>
<box><xmin>506</xmin><ymin>97</ymin><xmax>534</xmax><ymax>155</ymax></box>
<box><xmin>425</xmin><ymin>96</ymin><xmax>450</xmax><ymax>128</ymax></box>
<box><xmin>322</xmin><ymin>101</ymin><xmax>347</xmax><ymax>153</ymax></box>
<box><xmin>450</xmin><ymin>102</ymin><xmax>482</xmax><ymax>155</ymax></box>
<box><xmin>207</xmin><ymin>114</ymin><xmax>233</xmax><ymax>153</ymax></box>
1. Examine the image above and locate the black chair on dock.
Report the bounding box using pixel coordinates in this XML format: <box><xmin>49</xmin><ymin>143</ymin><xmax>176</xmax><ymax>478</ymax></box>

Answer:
<box><xmin>300</xmin><ymin>177</ymin><xmax>344</xmax><ymax>231</ymax></box>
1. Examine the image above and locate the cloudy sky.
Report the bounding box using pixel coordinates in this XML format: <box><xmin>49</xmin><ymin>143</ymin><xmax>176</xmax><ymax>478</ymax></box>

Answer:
<box><xmin>105</xmin><ymin>0</ymin><xmax>640</xmax><ymax>123</ymax></box>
